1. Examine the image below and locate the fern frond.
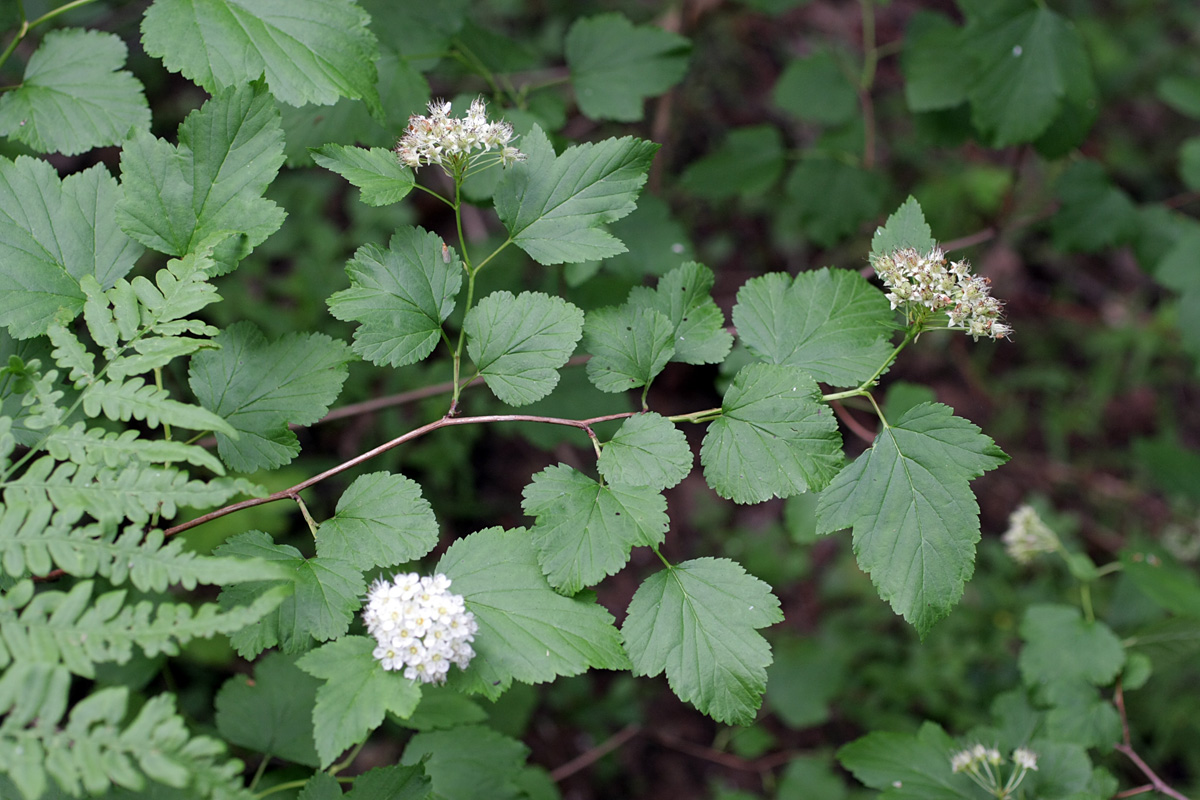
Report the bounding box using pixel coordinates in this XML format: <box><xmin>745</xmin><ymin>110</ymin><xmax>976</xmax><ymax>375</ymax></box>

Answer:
<box><xmin>107</xmin><ymin>336</ymin><xmax>218</xmax><ymax>382</ymax></box>
<box><xmin>0</xmin><ymin>360</ymin><xmax>65</xmax><ymax>434</ymax></box>
<box><xmin>132</xmin><ymin>250</ymin><xmax>223</xmax><ymax>332</ymax></box>
<box><xmin>4</xmin><ymin>457</ymin><xmax>260</xmax><ymax>524</ymax></box>
<box><xmin>43</xmin><ymin>422</ymin><xmax>225</xmax><ymax>474</ymax></box>
<box><xmin>0</xmin><ymin>417</ymin><xmax>14</xmax><ymax>473</ymax></box>
<box><xmin>0</xmin><ymin>686</ymin><xmax>254</xmax><ymax>800</ymax></box>
<box><xmin>44</xmin><ymin>325</ymin><xmax>95</xmax><ymax>388</ymax></box>
<box><xmin>81</xmin><ymin>378</ymin><xmax>236</xmax><ymax>438</ymax></box>
<box><xmin>79</xmin><ymin>275</ymin><xmax>119</xmax><ymax>351</ymax></box>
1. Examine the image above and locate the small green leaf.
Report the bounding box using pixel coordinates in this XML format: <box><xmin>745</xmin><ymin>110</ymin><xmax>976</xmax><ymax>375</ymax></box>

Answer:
<box><xmin>621</xmin><ymin>557</ymin><xmax>783</xmax><ymax>725</ymax></box>
<box><xmin>116</xmin><ymin>83</ymin><xmax>285</xmax><ymax>265</ymax></box>
<box><xmin>784</xmin><ymin>158</ymin><xmax>886</xmax><ymax>247</ymax></box>
<box><xmin>733</xmin><ymin>268</ymin><xmax>893</xmax><ymax>387</ymax></box>
<box><xmin>677</xmin><ymin>126</ymin><xmax>785</xmax><ymax>200</ymax></box>
<box><xmin>816</xmin><ymin>403</ymin><xmax>1008</xmax><ymax>635</ymax></box>
<box><xmin>701</xmin><ymin>364</ymin><xmax>843</xmax><ymax>504</ymax></box>
<box><xmin>494</xmin><ymin>126</ymin><xmax>658</xmax><ymax>265</ymax></box>
<box><xmin>0</xmin><ymin>158</ymin><xmax>142</xmax><ymax>338</ymax></box>
<box><xmin>583</xmin><ymin>305</ymin><xmax>675</xmax><ymax>393</ymax></box>
<box><xmin>297</xmin><ymin>636</ymin><xmax>422</xmax><ymax>768</ymax></box>
<box><xmin>311</xmin><ymin>144</ymin><xmax>415</xmax><ymax>206</ymax></box>
<box><xmin>215</xmin><ymin>652</ymin><xmax>321</xmax><ymax>766</ymax></box>
<box><xmin>1052</xmin><ymin>161</ymin><xmax>1137</xmax><ymax>253</ymax></box>
<box><xmin>838</xmin><ymin>721</ymin><xmax>974</xmax><ymax>800</ymax></box>
<box><xmin>1019</xmin><ymin>604</ymin><xmax>1125</xmax><ymax>689</ymax></box>
<box><xmin>565</xmin><ymin>14</ymin><xmax>690</xmax><ymax>122</ymax></box>
<box><xmin>216</xmin><ymin>531</ymin><xmax>365</xmax><ymax>657</ymax></box>
<box><xmin>401</xmin><ymin>726</ymin><xmax>528</xmax><ymax>800</ymax></box>
<box><xmin>328</xmin><ymin>227</ymin><xmax>462</xmax><ymax>368</ymax></box>
<box><xmin>465</xmin><ymin>291</ymin><xmax>584</xmax><ymax>406</ymax></box>
<box><xmin>772</xmin><ymin>51</ymin><xmax>859</xmax><ymax>126</ymax></box>
<box><xmin>626</xmin><ymin>261</ymin><xmax>733</xmax><ymax>365</ymax></box>
<box><xmin>316</xmin><ymin>471</ymin><xmax>439</xmax><ymax>571</ymax></box>
<box><xmin>597</xmin><ymin>412</ymin><xmax>692</xmax><ymax>491</ymax></box>
<box><xmin>142</xmin><ymin>0</ymin><xmax>381</xmax><ymax>113</ymax></box>
<box><xmin>522</xmin><ymin>463</ymin><xmax>668</xmax><ymax>593</ymax></box>
<box><xmin>0</xmin><ymin>29</ymin><xmax>150</xmax><ymax>156</ymax></box>
<box><xmin>871</xmin><ymin>196</ymin><xmax>937</xmax><ymax>258</ymax></box>
<box><xmin>189</xmin><ymin>322</ymin><xmax>352</xmax><ymax>472</ymax></box>
<box><xmin>436</xmin><ymin>526</ymin><xmax>630</xmax><ymax>697</ymax></box>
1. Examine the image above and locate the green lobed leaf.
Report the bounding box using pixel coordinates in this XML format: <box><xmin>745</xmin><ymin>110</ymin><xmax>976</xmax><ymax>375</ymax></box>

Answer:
<box><xmin>621</xmin><ymin>557</ymin><xmax>783</xmax><ymax>725</ymax></box>
<box><xmin>116</xmin><ymin>83</ymin><xmax>286</xmax><ymax>265</ymax></box>
<box><xmin>701</xmin><ymin>364</ymin><xmax>843</xmax><ymax>504</ymax></box>
<box><xmin>901</xmin><ymin>12</ymin><xmax>971</xmax><ymax>113</ymax></box>
<box><xmin>494</xmin><ymin>126</ymin><xmax>659</xmax><ymax>265</ymax></box>
<box><xmin>522</xmin><ymin>463</ymin><xmax>668</xmax><ymax>594</ymax></box>
<box><xmin>597</xmin><ymin>412</ymin><xmax>692</xmax><ymax>491</ymax></box>
<box><xmin>565</xmin><ymin>14</ymin><xmax>690</xmax><ymax>122</ymax></box>
<box><xmin>0</xmin><ymin>158</ymin><xmax>142</xmax><ymax>339</ymax></box>
<box><xmin>816</xmin><ymin>403</ymin><xmax>1008</xmax><ymax>635</ymax></box>
<box><xmin>316</xmin><ymin>471</ymin><xmax>440</xmax><ymax>571</ymax></box>
<box><xmin>677</xmin><ymin>125</ymin><xmax>785</xmax><ymax>200</ymax></box>
<box><xmin>311</xmin><ymin>144</ymin><xmax>416</xmax><ymax>206</ymax></box>
<box><xmin>772</xmin><ymin>51</ymin><xmax>859</xmax><ymax>126</ymax></box>
<box><xmin>1018</xmin><ymin>604</ymin><xmax>1126</xmax><ymax>690</ymax></box>
<box><xmin>327</xmin><ymin>226</ymin><xmax>462</xmax><ymax>368</ymax></box>
<box><xmin>216</xmin><ymin>531</ymin><xmax>365</xmax><ymax>657</ymax></box>
<box><xmin>436</xmin><ymin>526</ymin><xmax>630</xmax><ymax>698</ymax></box>
<box><xmin>837</xmin><ymin>721</ymin><xmax>975</xmax><ymax>800</ymax></box>
<box><xmin>625</xmin><ymin>261</ymin><xmax>733</xmax><ymax>365</ymax></box>
<box><xmin>189</xmin><ymin>322</ymin><xmax>352</xmax><ymax>472</ymax></box>
<box><xmin>583</xmin><ymin>305</ymin><xmax>675</xmax><ymax>393</ymax></box>
<box><xmin>784</xmin><ymin>157</ymin><xmax>887</xmax><ymax>247</ymax></box>
<box><xmin>142</xmin><ymin>0</ymin><xmax>381</xmax><ymax>113</ymax></box>
<box><xmin>401</xmin><ymin>726</ymin><xmax>528</xmax><ymax>800</ymax></box>
<box><xmin>733</xmin><ymin>268</ymin><xmax>893</xmax><ymax>387</ymax></box>
<box><xmin>464</xmin><ymin>291</ymin><xmax>584</xmax><ymax>406</ymax></box>
<box><xmin>0</xmin><ymin>29</ymin><xmax>150</xmax><ymax>157</ymax></box>
<box><xmin>345</xmin><ymin>764</ymin><xmax>431</xmax><ymax>800</ymax></box>
<box><xmin>297</xmin><ymin>636</ymin><xmax>422</xmax><ymax>768</ymax></box>
<box><xmin>1051</xmin><ymin>160</ymin><xmax>1137</xmax><ymax>253</ymax></box>
<box><xmin>966</xmin><ymin>6</ymin><xmax>1085</xmax><ymax>146</ymax></box>
<box><xmin>871</xmin><ymin>196</ymin><xmax>937</xmax><ymax>258</ymax></box>
<box><xmin>215</xmin><ymin>652</ymin><xmax>321</xmax><ymax>766</ymax></box>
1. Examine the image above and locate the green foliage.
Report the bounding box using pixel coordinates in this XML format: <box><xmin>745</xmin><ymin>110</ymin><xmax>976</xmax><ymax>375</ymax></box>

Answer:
<box><xmin>315</xmin><ymin>471</ymin><xmax>439</xmax><ymax>570</ymax></box>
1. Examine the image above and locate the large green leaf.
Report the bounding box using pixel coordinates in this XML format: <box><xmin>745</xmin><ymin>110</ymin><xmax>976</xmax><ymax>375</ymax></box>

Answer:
<box><xmin>215</xmin><ymin>653</ymin><xmax>321</xmax><ymax>766</ymax></box>
<box><xmin>522</xmin><ymin>464</ymin><xmax>668</xmax><ymax>593</ymax></box>
<box><xmin>494</xmin><ymin>126</ymin><xmax>658</xmax><ymax>265</ymax></box>
<box><xmin>464</xmin><ymin>291</ymin><xmax>584</xmax><ymax>406</ymax></box>
<box><xmin>621</xmin><ymin>557</ymin><xmax>783</xmax><ymax>725</ymax></box>
<box><xmin>838</xmin><ymin>722</ymin><xmax>975</xmax><ymax>800</ymax></box>
<box><xmin>188</xmin><ymin>322</ymin><xmax>352</xmax><ymax>472</ymax></box>
<box><xmin>583</xmin><ymin>305</ymin><xmax>675</xmax><ymax>393</ymax></box>
<box><xmin>597</xmin><ymin>412</ymin><xmax>692</xmax><ymax>491</ymax></box>
<box><xmin>677</xmin><ymin>126</ymin><xmax>785</xmax><ymax>200</ymax></box>
<box><xmin>327</xmin><ymin>227</ymin><xmax>462</xmax><ymax>367</ymax></box>
<box><xmin>565</xmin><ymin>14</ymin><xmax>690</xmax><ymax>122</ymax></box>
<box><xmin>436</xmin><ymin>526</ymin><xmax>630</xmax><ymax>698</ymax></box>
<box><xmin>401</xmin><ymin>726</ymin><xmax>528</xmax><ymax>800</ymax></box>
<box><xmin>626</xmin><ymin>261</ymin><xmax>733</xmax><ymax>365</ymax></box>
<box><xmin>902</xmin><ymin>12</ymin><xmax>972</xmax><ymax>112</ymax></box>
<box><xmin>297</xmin><ymin>636</ymin><xmax>422</xmax><ymax>768</ymax></box>
<box><xmin>733</xmin><ymin>268</ymin><xmax>893</xmax><ymax>387</ymax></box>
<box><xmin>784</xmin><ymin>158</ymin><xmax>887</xmax><ymax>247</ymax></box>
<box><xmin>701</xmin><ymin>364</ymin><xmax>843</xmax><ymax>504</ymax></box>
<box><xmin>116</xmin><ymin>83</ymin><xmax>286</xmax><ymax>264</ymax></box>
<box><xmin>772</xmin><ymin>51</ymin><xmax>859</xmax><ymax>125</ymax></box>
<box><xmin>0</xmin><ymin>158</ymin><xmax>142</xmax><ymax>339</ymax></box>
<box><xmin>316</xmin><ymin>472</ymin><xmax>439</xmax><ymax>571</ymax></box>
<box><xmin>816</xmin><ymin>403</ymin><xmax>1008</xmax><ymax>635</ymax></box>
<box><xmin>1019</xmin><ymin>604</ymin><xmax>1125</xmax><ymax>690</ymax></box>
<box><xmin>215</xmin><ymin>531</ymin><xmax>365</xmax><ymax>657</ymax></box>
<box><xmin>141</xmin><ymin>0</ymin><xmax>380</xmax><ymax>112</ymax></box>
<box><xmin>0</xmin><ymin>29</ymin><xmax>149</xmax><ymax>156</ymax></box>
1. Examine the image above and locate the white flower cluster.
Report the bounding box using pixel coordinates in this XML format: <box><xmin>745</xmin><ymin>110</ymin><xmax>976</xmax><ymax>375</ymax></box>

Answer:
<box><xmin>1002</xmin><ymin>504</ymin><xmax>1060</xmax><ymax>564</ymax></box>
<box><xmin>950</xmin><ymin>744</ymin><xmax>1038</xmax><ymax>798</ymax></box>
<box><xmin>395</xmin><ymin>97</ymin><xmax>526</xmax><ymax>172</ymax></box>
<box><xmin>871</xmin><ymin>247</ymin><xmax>1012</xmax><ymax>340</ymax></box>
<box><xmin>363</xmin><ymin>572</ymin><xmax>478</xmax><ymax>684</ymax></box>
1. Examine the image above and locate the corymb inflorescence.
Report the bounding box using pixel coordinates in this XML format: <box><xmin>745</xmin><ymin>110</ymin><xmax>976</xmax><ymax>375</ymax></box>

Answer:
<box><xmin>363</xmin><ymin>572</ymin><xmax>478</xmax><ymax>684</ymax></box>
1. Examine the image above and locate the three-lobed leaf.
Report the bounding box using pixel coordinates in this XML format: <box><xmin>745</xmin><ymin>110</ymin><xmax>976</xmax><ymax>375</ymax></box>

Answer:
<box><xmin>494</xmin><ymin>126</ymin><xmax>659</xmax><ymax>265</ymax></box>
<box><xmin>816</xmin><ymin>403</ymin><xmax>1008</xmax><ymax>635</ymax></box>
<box><xmin>701</xmin><ymin>364</ymin><xmax>843</xmax><ymax>504</ymax></box>
<box><xmin>626</xmin><ymin>261</ymin><xmax>733</xmax><ymax>365</ymax></box>
<box><xmin>214</xmin><ymin>652</ymin><xmax>321</xmax><ymax>766</ymax></box>
<box><xmin>327</xmin><ymin>226</ymin><xmax>461</xmax><ymax>368</ymax></box>
<box><xmin>583</xmin><ymin>305</ymin><xmax>675</xmax><ymax>393</ymax></box>
<box><xmin>871</xmin><ymin>195</ymin><xmax>937</xmax><ymax>258</ymax></box>
<box><xmin>597</xmin><ymin>412</ymin><xmax>692</xmax><ymax>491</ymax></box>
<box><xmin>621</xmin><ymin>557</ymin><xmax>783</xmax><ymax>725</ymax></box>
<box><xmin>522</xmin><ymin>463</ymin><xmax>668</xmax><ymax>594</ymax></box>
<box><xmin>0</xmin><ymin>29</ymin><xmax>150</xmax><ymax>157</ymax></box>
<box><xmin>316</xmin><ymin>471</ymin><xmax>439</xmax><ymax>572</ymax></box>
<box><xmin>733</xmin><ymin>268</ymin><xmax>894</xmax><ymax>387</ymax></box>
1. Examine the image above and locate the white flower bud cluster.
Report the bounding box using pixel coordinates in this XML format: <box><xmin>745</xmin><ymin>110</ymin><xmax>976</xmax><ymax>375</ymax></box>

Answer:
<box><xmin>950</xmin><ymin>744</ymin><xmax>1038</xmax><ymax>798</ymax></box>
<box><xmin>395</xmin><ymin>97</ymin><xmax>526</xmax><ymax>172</ymax></box>
<box><xmin>1002</xmin><ymin>504</ymin><xmax>1060</xmax><ymax>564</ymax></box>
<box><xmin>871</xmin><ymin>247</ymin><xmax>1012</xmax><ymax>340</ymax></box>
<box><xmin>362</xmin><ymin>572</ymin><xmax>478</xmax><ymax>684</ymax></box>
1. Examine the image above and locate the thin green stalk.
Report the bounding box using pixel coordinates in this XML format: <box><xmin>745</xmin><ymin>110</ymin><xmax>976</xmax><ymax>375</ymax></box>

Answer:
<box><xmin>0</xmin><ymin>0</ymin><xmax>99</xmax><ymax>72</ymax></box>
<box><xmin>650</xmin><ymin>545</ymin><xmax>673</xmax><ymax>570</ymax></box>
<box><xmin>247</xmin><ymin>755</ymin><xmax>272</xmax><ymax>792</ymax></box>
<box><xmin>859</xmin><ymin>0</ymin><xmax>877</xmax><ymax>89</ymax></box>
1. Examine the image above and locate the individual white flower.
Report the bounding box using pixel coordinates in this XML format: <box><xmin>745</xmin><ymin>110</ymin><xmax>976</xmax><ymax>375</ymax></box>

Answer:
<box><xmin>871</xmin><ymin>247</ymin><xmax>1011</xmax><ymax>340</ymax></box>
<box><xmin>1002</xmin><ymin>504</ymin><xmax>1060</xmax><ymax>564</ymax></box>
<box><xmin>363</xmin><ymin>571</ymin><xmax>477</xmax><ymax>684</ymax></box>
<box><xmin>950</xmin><ymin>748</ymin><xmax>975</xmax><ymax>773</ymax></box>
<box><xmin>1012</xmin><ymin>748</ymin><xmax>1038</xmax><ymax>771</ymax></box>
